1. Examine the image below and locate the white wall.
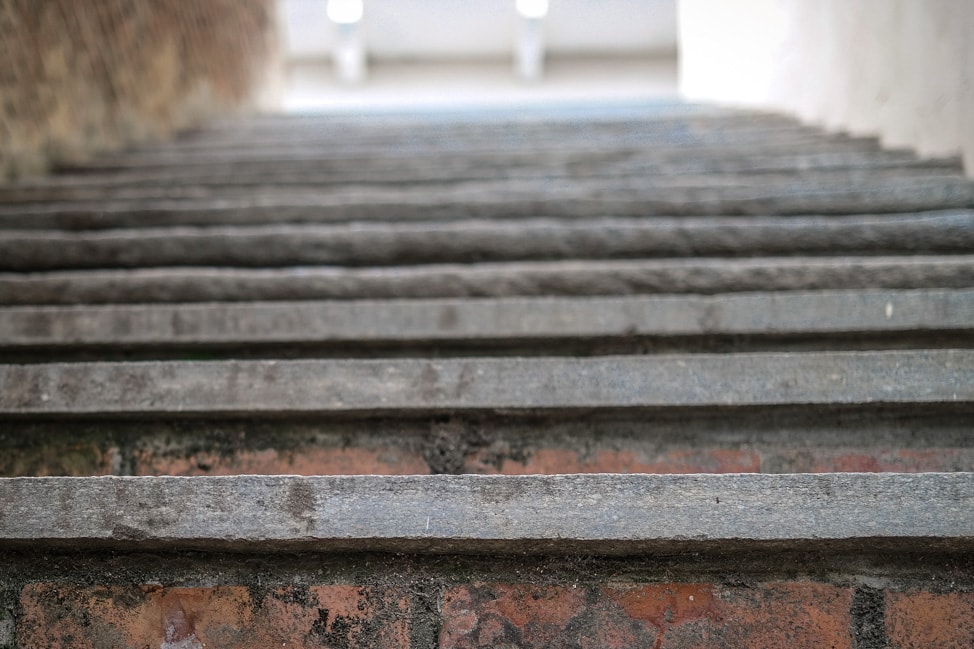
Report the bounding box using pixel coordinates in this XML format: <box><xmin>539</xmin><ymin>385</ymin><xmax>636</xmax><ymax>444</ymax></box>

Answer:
<box><xmin>678</xmin><ymin>0</ymin><xmax>974</xmax><ymax>176</ymax></box>
<box><xmin>279</xmin><ymin>0</ymin><xmax>678</xmax><ymax>61</ymax></box>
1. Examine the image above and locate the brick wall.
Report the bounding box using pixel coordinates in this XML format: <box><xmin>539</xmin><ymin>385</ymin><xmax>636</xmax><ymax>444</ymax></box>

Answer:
<box><xmin>9</xmin><ymin>577</ymin><xmax>974</xmax><ymax>648</ymax></box>
<box><xmin>0</xmin><ymin>0</ymin><xmax>278</xmax><ymax>181</ymax></box>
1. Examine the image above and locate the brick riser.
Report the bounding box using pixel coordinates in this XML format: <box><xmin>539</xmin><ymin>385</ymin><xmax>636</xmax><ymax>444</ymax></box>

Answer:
<box><xmin>13</xmin><ymin>577</ymin><xmax>974</xmax><ymax>649</ymax></box>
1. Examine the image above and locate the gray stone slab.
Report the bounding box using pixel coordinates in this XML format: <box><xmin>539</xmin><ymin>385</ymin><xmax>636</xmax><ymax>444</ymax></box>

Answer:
<box><xmin>4</xmin><ymin>213</ymin><xmax>974</xmax><ymax>271</ymax></box>
<box><xmin>16</xmin><ymin>150</ymin><xmax>958</xmax><ymax>191</ymax></box>
<box><xmin>2</xmin><ymin>178</ymin><xmax>973</xmax><ymax>228</ymax></box>
<box><xmin>0</xmin><ymin>289</ymin><xmax>970</xmax><ymax>348</ymax></box>
<box><xmin>0</xmin><ymin>350</ymin><xmax>970</xmax><ymax>416</ymax></box>
<box><xmin>57</xmin><ymin>138</ymin><xmax>891</xmax><ymax>173</ymax></box>
<box><xmin>0</xmin><ymin>473</ymin><xmax>970</xmax><ymax>553</ymax></box>
<box><xmin>136</xmin><ymin>116</ymin><xmax>831</xmax><ymax>150</ymax></box>
<box><xmin>5</xmin><ymin>167</ymin><xmax>969</xmax><ymax>204</ymax></box>
<box><xmin>1</xmin><ymin>255</ymin><xmax>971</xmax><ymax>305</ymax></box>
<box><xmin>197</xmin><ymin>109</ymin><xmax>800</xmax><ymax>135</ymax></box>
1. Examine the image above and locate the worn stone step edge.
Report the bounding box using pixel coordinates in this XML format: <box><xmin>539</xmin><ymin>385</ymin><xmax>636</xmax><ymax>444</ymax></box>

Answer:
<box><xmin>139</xmin><ymin>118</ymin><xmax>833</xmax><ymax>148</ymax></box>
<box><xmin>1</xmin><ymin>289</ymin><xmax>970</xmax><ymax>348</ymax></box>
<box><xmin>54</xmin><ymin>134</ymin><xmax>861</xmax><ymax>168</ymax></box>
<box><xmin>3</xmin><ymin>214</ymin><xmax>973</xmax><ymax>271</ymax></box>
<box><xmin>2</xmin><ymin>255</ymin><xmax>972</xmax><ymax>305</ymax></box>
<box><xmin>28</xmin><ymin>149</ymin><xmax>958</xmax><ymax>189</ymax></box>
<box><xmin>1</xmin><ymin>350</ymin><xmax>970</xmax><ymax>416</ymax></box>
<box><xmin>196</xmin><ymin>109</ymin><xmax>799</xmax><ymax>134</ymax></box>
<box><xmin>61</xmin><ymin>138</ymin><xmax>893</xmax><ymax>172</ymax></box>
<box><xmin>0</xmin><ymin>473</ymin><xmax>970</xmax><ymax>554</ymax></box>
<box><xmin>5</xmin><ymin>168</ymin><xmax>969</xmax><ymax>205</ymax></box>
<box><xmin>3</xmin><ymin>180</ymin><xmax>973</xmax><ymax>226</ymax></box>
<box><xmin>200</xmin><ymin>105</ymin><xmax>778</xmax><ymax>129</ymax></box>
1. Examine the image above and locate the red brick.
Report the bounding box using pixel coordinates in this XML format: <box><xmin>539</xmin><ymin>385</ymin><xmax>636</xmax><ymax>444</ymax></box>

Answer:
<box><xmin>18</xmin><ymin>583</ymin><xmax>409</xmax><ymax>649</ymax></box>
<box><xmin>258</xmin><ymin>585</ymin><xmax>410</xmax><ymax>649</ymax></box>
<box><xmin>886</xmin><ymin>591</ymin><xmax>974</xmax><ymax>649</ymax></box>
<box><xmin>134</xmin><ymin>446</ymin><xmax>430</xmax><ymax>476</ymax></box>
<box><xmin>440</xmin><ymin>582</ymin><xmax>853</xmax><ymax>649</ymax></box>
<box><xmin>439</xmin><ymin>583</ymin><xmax>645</xmax><ymax>649</ymax></box>
<box><xmin>470</xmin><ymin>448</ymin><xmax>761</xmax><ymax>475</ymax></box>
<box><xmin>709</xmin><ymin>582</ymin><xmax>854</xmax><ymax>649</ymax></box>
<box><xmin>798</xmin><ymin>449</ymin><xmax>974</xmax><ymax>473</ymax></box>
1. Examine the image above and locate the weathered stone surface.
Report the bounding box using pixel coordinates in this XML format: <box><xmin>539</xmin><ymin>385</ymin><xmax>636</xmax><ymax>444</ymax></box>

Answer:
<box><xmin>0</xmin><ymin>473</ymin><xmax>971</xmax><ymax>553</ymax></box>
<box><xmin>12</xmin><ymin>148</ymin><xmax>957</xmax><ymax>191</ymax></box>
<box><xmin>0</xmin><ymin>289</ymin><xmax>970</xmax><ymax>349</ymax></box>
<box><xmin>3</xmin><ymin>173</ymin><xmax>972</xmax><ymax>218</ymax></box>
<box><xmin>0</xmin><ymin>351</ymin><xmax>970</xmax><ymax>415</ymax></box>
<box><xmin>49</xmin><ymin>137</ymin><xmax>896</xmax><ymax>176</ymax></box>
<box><xmin>1</xmin><ymin>255</ymin><xmax>973</xmax><ymax>304</ymax></box>
<box><xmin>3</xmin><ymin>213</ymin><xmax>974</xmax><ymax>271</ymax></box>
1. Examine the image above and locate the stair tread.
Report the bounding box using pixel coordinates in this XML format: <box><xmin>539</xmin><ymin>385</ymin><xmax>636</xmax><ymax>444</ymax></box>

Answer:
<box><xmin>1</xmin><ymin>473</ymin><xmax>970</xmax><ymax>554</ymax></box>
<box><xmin>2</xmin><ymin>350</ymin><xmax>970</xmax><ymax>416</ymax></box>
<box><xmin>4</xmin><ymin>213</ymin><xmax>974</xmax><ymax>271</ymax></box>
<box><xmin>0</xmin><ymin>289</ymin><xmax>969</xmax><ymax>349</ymax></box>
<box><xmin>2</xmin><ymin>255</ymin><xmax>972</xmax><ymax>305</ymax></box>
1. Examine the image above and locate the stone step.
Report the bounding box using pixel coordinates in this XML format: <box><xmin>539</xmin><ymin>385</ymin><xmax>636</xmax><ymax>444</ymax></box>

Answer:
<box><xmin>19</xmin><ymin>149</ymin><xmax>960</xmax><ymax>190</ymax></box>
<box><xmin>1</xmin><ymin>289</ymin><xmax>968</xmax><ymax>354</ymax></box>
<box><xmin>135</xmin><ymin>114</ymin><xmax>838</xmax><ymax>150</ymax></box>
<box><xmin>1</xmin><ymin>473</ymin><xmax>970</xmax><ymax>554</ymax></box>
<box><xmin>2</xmin><ymin>255</ymin><xmax>972</xmax><ymax>304</ymax></box>
<box><xmin>5</xmin><ymin>167</ymin><xmax>971</xmax><ymax>204</ymax></box>
<box><xmin>60</xmin><ymin>137</ymin><xmax>895</xmax><ymax>173</ymax></box>
<box><xmin>4</xmin><ymin>213</ymin><xmax>973</xmax><ymax>271</ymax></box>
<box><xmin>3</xmin><ymin>179</ymin><xmax>973</xmax><ymax>229</ymax></box>
<box><xmin>190</xmin><ymin>108</ymin><xmax>801</xmax><ymax>135</ymax></box>
<box><xmin>56</xmin><ymin>130</ymin><xmax>868</xmax><ymax>168</ymax></box>
<box><xmin>1</xmin><ymin>350</ymin><xmax>969</xmax><ymax>417</ymax></box>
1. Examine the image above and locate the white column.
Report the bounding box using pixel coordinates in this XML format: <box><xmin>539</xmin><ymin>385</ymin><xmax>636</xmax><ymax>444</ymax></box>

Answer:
<box><xmin>327</xmin><ymin>0</ymin><xmax>366</xmax><ymax>84</ymax></box>
<box><xmin>515</xmin><ymin>0</ymin><xmax>549</xmax><ymax>82</ymax></box>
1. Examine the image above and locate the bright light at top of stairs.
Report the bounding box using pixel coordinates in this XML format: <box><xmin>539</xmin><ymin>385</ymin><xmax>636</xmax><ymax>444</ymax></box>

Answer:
<box><xmin>326</xmin><ymin>0</ymin><xmax>363</xmax><ymax>24</ymax></box>
<box><xmin>516</xmin><ymin>0</ymin><xmax>549</xmax><ymax>19</ymax></box>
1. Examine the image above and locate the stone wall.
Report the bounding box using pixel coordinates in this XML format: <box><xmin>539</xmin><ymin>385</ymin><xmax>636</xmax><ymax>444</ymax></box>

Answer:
<box><xmin>0</xmin><ymin>0</ymin><xmax>278</xmax><ymax>181</ymax></box>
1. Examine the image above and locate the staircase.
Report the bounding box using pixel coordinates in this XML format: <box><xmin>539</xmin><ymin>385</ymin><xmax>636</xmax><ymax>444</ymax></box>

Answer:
<box><xmin>1</xmin><ymin>103</ymin><xmax>972</xmax><ymax>648</ymax></box>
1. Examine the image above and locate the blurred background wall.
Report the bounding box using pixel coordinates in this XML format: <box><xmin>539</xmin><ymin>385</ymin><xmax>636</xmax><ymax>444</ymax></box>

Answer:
<box><xmin>679</xmin><ymin>0</ymin><xmax>974</xmax><ymax>175</ymax></box>
<box><xmin>0</xmin><ymin>0</ymin><xmax>279</xmax><ymax>180</ymax></box>
<box><xmin>279</xmin><ymin>0</ymin><xmax>677</xmax><ymax>61</ymax></box>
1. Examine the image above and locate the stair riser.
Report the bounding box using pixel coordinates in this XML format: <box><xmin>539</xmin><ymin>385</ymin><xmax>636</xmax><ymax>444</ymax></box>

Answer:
<box><xmin>3</xmin><ymin>406</ymin><xmax>972</xmax><ymax>477</ymax></box>
<box><xmin>3</xmin><ymin>554</ymin><xmax>972</xmax><ymax>649</ymax></box>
